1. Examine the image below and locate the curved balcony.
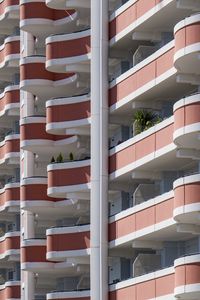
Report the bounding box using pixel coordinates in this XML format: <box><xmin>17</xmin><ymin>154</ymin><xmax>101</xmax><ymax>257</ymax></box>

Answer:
<box><xmin>46</xmin><ymin>224</ymin><xmax>90</xmax><ymax>261</ymax></box>
<box><xmin>0</xmin><ymin>85</ymin><xmax>19</xmax><ymax>118</ymax></box>
<box><xmin>0</xmin><ymin>36</ymin><xmax>19</xmax><ymax>82</ymax></box>
<box><xmin>20</xmin><ymin>56</ymin><xmax>78</xmax><ymax>98</ymax></box>
<box><xmin>109</xmin><ymin>117</ymin><xmax>174</xmax><ymax>180</ymax></box>
<box><xmin>47</xmin><ymin>290</ymin><xmax>90</xmax><ymax>300</ymax></box>
<box><xmin>46</xmin><ymin>29</ymin><xmax>90</xmax><ymax>74</ymax></box>
<box><xmin>0</xmin><ymin>281</ymin><xmax>20</xmax><ymax>300</ymax></box>
<box><xmin>109</xmin><ymin>266</ymin><xmax>174</xmax><ymax>299</ymax></box>
<box><xmin>20</xmin><ymin>0</ymin><xmax>77</xmax><ymax>37</ymax></box>
<box><xmin>21</xmin><ymin>239</ymin><xmax>52</xmax><ymax>271</ymax></box>
<box><xmin>109</xmin><ymin>191</ymin><xmax>174</xmax><ymax>247</ymax></box>
<box><xmin>47</xmin><ymin>159</ymin><xmax>90</xmax><ymax>198</ymax></box>
<box><xmin>0</xmin><ymin>134</ymin><xmax>20</xmax><ymax>166</ymax></box>
<box><xmin>0</xmin><ymin>231</ymin><xmax>20</xmax><ymax>260</ymax></box>
<box><xmin>173</xmin><ymin>174</ymin><xmax>200</xmax><ymax>224</ymax></box>
<box><xmin>174</xmin><ymin>254</ymin><xmax>200</xmax><ymax>299</ymax></box>
<box><xmin>0</xmin><ymin>0</ymin><xmax>19</xmax><ymax>31</ymax></box>
<box><xmin>46</xmin><ymin>0</ymin><xmax>90</xmax><ymax>10</ymax></box>
<box><xmin>109</xmin><ymin>41</ymin><xmax>175</xmax><ymax>112</ymax></box>
<box><xmin>20</xmin><ymin>116</ymin><xmax>80</xmax><ymax>156</ymax></box>
<box><xmin>46</xmin><ymin>94</ymin><xmax>90</xmax><ymax>135</ymax></box>
<box><xmin>0</xmin><ymin>182</ymin><xmax>20</xmax><ymax>213</ymax></box>
<box><xmin>21</xmin><ymin>176</ymin><xmax>89</xmax><ymax>217</ymax></box>
<box><xmin>173</xmin><ymin>93</ymin><xmax>200</xmax><ymax>149</ymax></box>
<box><xmin>174</xmin><ymin>14</ymin><xmax>200</xmax><ymax>74</ymax></box>
<box><xmin>0</xmin><ymin>36</ymin><xmax>19</xmax><ymax>69</ymax></box>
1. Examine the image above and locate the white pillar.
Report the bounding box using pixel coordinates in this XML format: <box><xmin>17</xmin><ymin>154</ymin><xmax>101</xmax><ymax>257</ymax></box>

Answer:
<box><xmin>90</xmin><ymin>0</ymin><xmax>108</xmax><ymax>299</ymax></box>
<box><xmin>20</xmin><ymin>30</ymin><xmax>36</xmax><ymax>300</ymax></box>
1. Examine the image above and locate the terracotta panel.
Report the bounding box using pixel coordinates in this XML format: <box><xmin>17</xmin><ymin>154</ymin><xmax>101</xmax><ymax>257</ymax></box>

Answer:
<box><xmin>0</xmin><ymin>0</ymin><xmax>18</xmax><ymax>15</ymax></box>
<box><xmin>174</xmin><ymin>107</ymin><xmax>185</xmax><ymax>131</ymax></box>
<box><xmin>109</xmin><ymin>285</ymin><xmax>136</xmax><ymax>300</ymax></box>
<box><xmin>136</xmin><ymin>279</ymin><xmax>156</xmax><ymax>299</ymax></box>
<box><xmin>135</xmin><ymin>134</ymin><xmax>155</xmax><ymax>161</ymax></box>
<box><xmin>136</xmin><ymin>0</ymin><xmax>156</xmax><ymax>19</ymax></box>
<box><xmin>185</xmin><ymin>23</ymin><xmax>200</xmax><ymax>46</ymax></box>
<box><xmin>156</xmin><ymin>48</ymin><xmax>174</xmax><ymax>77</ymax></box>
<box><xmin>175</xmin><ymin>28</ymin><xmax>186</xmax><ymax>52</ymax></box>
<box><xmin>20</xmin><ymin>2</ymin><xmax>74</xmax><ymax>20</ymax></box>
<box><xmin>135</xmin><ymin>206</ymin><xmax>155</xmax><ymax>231</ymax></box>
<box><xmin>21</xmin><ymin>245</ymin><xmax>47</xmax><ymax>262</ymax></box>
<box><xmin>48</xmin><ymin>166</ymin><xmax>90</xmax><ymax>187</ymax></box>
<box><xmin>109</xmin><ymin>4</ymin><xmax>137</xmax><ymax>39</ymax></box>
<box><xmin>174</xmin><ymin>185</ymin><xmax>185</xmax><ymax>209</ymax></box>
<box><xmin>109</xmin><ymin>214</ymin><xmax>136</xmax><ymax>241</ymax></box>
<box><xmin>0</xmin><ymin>41</ymin><xmax>19</xmax><ymax>64</ymax></box>
<box><xmin>185</xmin><ymin>183</ymin><xmax>200</xmax><ymax>205</ymax></box>
<box><xmin>185</xmin><ymin>103</ymin><xmax>200</xmax><ymax>126</ymax></box>
<box><xmin>155</xmin><ymin>124</ymin><xmax>173</xmax><ymax>151</ymax></box>
<box><xmin>47</xmin><ymin>231</ymin><xmax>90</xmax><ymax>251</ymax></box>
<box><xmin>46</xmin><ymin>36</ymin><xmax>90</xmax><ymax>59</ymax></box>
<box><xmin>0</xmin><ymin>236</ymin><xmax>19</xmax><ymax>255</ymax></box>
<box><xmin>136</xmin><ymin>61</ymin><xmax>156</xmax><ymax>90</ymax></box>
<box><xmin>0</xmin><ymin>285</ymin><xmax>20</xmax><ymax>299</ymax></box>
<box><xmin>0</xmin><ymin>89</ymin><xmax>19</xmax><ymax>112</ymax></box>
<box><xmin>185</xmin><ymin>264</ymin><xmax>200</xmax><ymax>284</ymax></box>
<box><xmin>47</xmin><ymin>100</ymin><xmax>90</xmax><ymax>123</ymax></box>
<box><xmin>156</xmin><ymin>274</ymin><xmax>175</xmax><ymax>297</ymax></box>
<box><xmin>21</xmin><ymin>184</ymin><xmax>55</xmax><ymax>202</ymax></box>
<box><xmin>155</xmin><ymin>198</ymin><xmax>174</xmax><ymax>224</ymax></box>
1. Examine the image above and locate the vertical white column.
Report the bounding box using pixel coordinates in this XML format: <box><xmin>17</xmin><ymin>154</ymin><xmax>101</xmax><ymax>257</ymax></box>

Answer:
<box><xmin>20</xmin><ymin>30</ymin><xmax>36</xmax><ymax>300</ymax></box>
<box><xmin>90</xmin><ymin>0</ymin><xmax>108</xmax><ymax>299</ymax></box>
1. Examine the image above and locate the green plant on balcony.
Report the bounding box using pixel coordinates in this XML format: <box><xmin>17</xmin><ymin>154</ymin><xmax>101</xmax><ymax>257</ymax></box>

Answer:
<box><xmin>56</xmin><ymin>153</ymin><xmax>64</xmax><ymax>163</ymax></box>
<box><xmin>69</xmin><ymin>152</ymin><xmax>74</xmax><ymax>161</ymax></box>
<box><xmin>51</xmin><ymin>156</ymin><xmax>55</xmax><ymax>163</ymax></box>
<box><xmin>133</xmin><ymin>110</ymin><xmax>162</xmax><ymax>135</ymax></box>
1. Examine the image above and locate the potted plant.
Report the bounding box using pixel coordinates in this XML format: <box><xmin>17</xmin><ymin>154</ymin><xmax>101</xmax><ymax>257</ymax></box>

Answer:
<box><xmin>133</xmin><ymin>110</ymin><xmax>161</xmax><ymax>135</ymax></box>
<box><xmin>69</xmin><ymin>152</ymin><xmax>74</xmax><ymax>161</ymax></box>
<box><xmin>51</xmin><ymin>156</ymin><xmax>55</xmax><ymax>163</ymax></box>
<box><xmin>56</xmin><ymin>153</ymin><xmax>63</xmax><ymax>163</ymax></box>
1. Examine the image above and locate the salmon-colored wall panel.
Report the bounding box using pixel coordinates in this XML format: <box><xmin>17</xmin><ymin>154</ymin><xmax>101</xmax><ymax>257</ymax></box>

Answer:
<box><xmin>47</xmin><ymin>101</ymin><xmax>90</xmax><ymax>123</ymax></box>
<box><xmin>109</xmin><ymin>214</ymin><xmax>136</xmax><ymax>241</ymax></box>
<box><xmin>48</xmin><ymin>166</ymin><xmax>90</xmax><ymax>187</ymax></box>
<box><xmin>156</xmin><ymin>198</ymin><xmax>173</xmax><ymax>223</ymax></box>
<box><xmin>136</xmin><ymin>279</ymin><xmax>156</xmax><ymax>299</ymax></box>
<box><xmin>0</xmin><ymin>0</ymin><xmax>18</xmax><ymax>15</ymax></box>
<box><xmin>175</xmin><ymin>264</ymin><xmax>200</xmax><ymax>287</ymax></box>
<box><xmin>155</xmin><ymin>124</ymin><xmax>173</xmax><ymax>150</ymax></box>
<box><xmin>20</xmin><ymin>2</ymin><xmax>74</xmax><ymax>20</ymax></box>
<box><xmin>174</xmin><ymin>108</ymin><xmax>185</xmax><ymax>131</ymax></box>
<box><xmin>109</xmin><ymin>0</ymin><xmax>160</xmax><ymax>39</ymax></box>
<box><xmin>21</xmin><ymin>184</ymin><xmax>55</xmax><ymax>202</ymax></box>
<box><xmin>135</xmin><ymin>134</ymin><xmax>155</xmax><ymax>160</ymax></box>
<box><xmin>47</xmin><ymin>231</ymin><xmax>90</xmax><ymax>251</ymax></box>
<box><xmin>156</xmin><ymin>48</ymin><xmax>174</xmax><ymax>77</ymax></box>
<box><xmin>0</xmin><ymin>285</ymin><xmax>20</xmax><ymax>299</ymax></box>
<box><xmin>46</xmin><ymin>36</ymin><xmax>90</xmax><ymax>59</ymax></box>
<box><xmin>0</xmin><ymin>41</ymin><xmax>19</xmax><ymax>64</ymax></box>
<box><xmin>109</xmin><ymin>47</ymin><xmax>174</xmax><ymax>107</ymax></box>
<box><xmin>109</xmin><ymin>273</ymin><xmax>174</xmax><ymax>299</ymax></box>
<box><xmin>21</xmin><ymin>245</ymin><xmax>47</xmax><ymax>262</ymax></box>
<box><xmin>175</xmin><ymin>28</ymin><xmax>186</xmax><ymax>52</ymax></box>
<box><xmin>136</xmin><ymin>206</ymin><xmax>155</xmax><ymax>230</ymax></box>
<box><xmin>156</xmin><ymin>274</ymin><xmax>175</xmax><ymax>297</ymax></box>
<box><xmin>185</xmin><ymin>103</ymin><xmax>200</xmax><ymax>125</ymax></box>
<box><xmin>185</xmin><ymin>183</ymin><xmax>200</xmax><ymax>205</ymax></box>
<box><xmin>174</xmin><ymin>185</ymin><xmax>185</xmax><ymax>209</ymax></box>
<box><xmin>109</xmin><ymin>144</ymin><xmax>136</xmax><ymax>174</ymax></box>
<box><xmin>0</xmin><ymin>236</ymin><xmax>19</xmax><ymax>255</ymax></box>
<box><xmin>186</xmin><ymin>23</ymin><xmax>200</xmax><ymax>46</ymax></box>
<box><xmin>0</xmin><ymin>89</ymin><xmax>19</xmax><ymax>112</ymax></box>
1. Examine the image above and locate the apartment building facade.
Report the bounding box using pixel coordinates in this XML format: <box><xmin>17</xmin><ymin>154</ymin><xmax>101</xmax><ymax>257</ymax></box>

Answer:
<box><xmin>0</xmin><ymin>0</ymin><xmax>200</xmax><ymax>299</ymax></box>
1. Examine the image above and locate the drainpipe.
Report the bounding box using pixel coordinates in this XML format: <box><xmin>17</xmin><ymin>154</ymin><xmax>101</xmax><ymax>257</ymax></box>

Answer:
<box><xmin>90</xmin><ymin>0</ymin><xmax>108</xmax><ymax>299</ymax></box>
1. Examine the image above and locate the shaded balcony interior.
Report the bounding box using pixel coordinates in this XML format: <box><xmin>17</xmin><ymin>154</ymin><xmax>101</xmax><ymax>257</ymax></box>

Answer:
<box><xmin>109</xmin><ymin>161</ymin><xmax>199</xmax><ymax>216</ymax></box>
<box><xmin>109</xmin><ymin>237</ymin><xmax>200</xmax><ymax>285</ymax></box>
<box><xmin>0</xmin><ymin>262</ymin><xmax>20</xmax><ymax>284</ymax></box>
